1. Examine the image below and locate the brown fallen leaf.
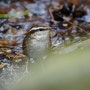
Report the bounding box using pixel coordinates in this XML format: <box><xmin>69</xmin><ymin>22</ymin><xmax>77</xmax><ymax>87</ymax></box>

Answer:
<box><xmin>0</xmin><ymin>62</ymin><xmax>7</xmax><ymax>68</ymax></box>
<box><xmin>0</xmin><ymin>39</ymin><xmax>18</xmax><ymax>47</ymax></box>
<box><xmin>5</xmin><ymin>53</ymin><xmax>26</xmax><ymax>60</ymax></box>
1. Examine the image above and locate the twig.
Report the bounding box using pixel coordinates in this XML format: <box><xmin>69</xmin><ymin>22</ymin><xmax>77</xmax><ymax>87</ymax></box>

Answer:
<box><xmin>56</xmin><ymin>13</ymin><xmax>88</xmax><ymax>33</ymax></box>
<box><xmin>0</xmin><ymin>46</ymin><xmax>23</xmax><ymax>49</ymax></box>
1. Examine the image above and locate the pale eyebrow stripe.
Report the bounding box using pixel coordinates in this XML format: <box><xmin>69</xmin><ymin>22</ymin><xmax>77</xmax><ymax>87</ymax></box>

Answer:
<box><xmin>30</xmin><ymin>27</ymin><xmax>47</xmax><ymax>31</ymax></box>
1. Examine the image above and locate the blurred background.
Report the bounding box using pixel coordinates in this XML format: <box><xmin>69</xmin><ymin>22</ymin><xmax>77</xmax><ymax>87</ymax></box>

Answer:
<box><xmin>0</xmin><ymin>0</ymin><xmax>90</xmax><ymax>90</ymax></box>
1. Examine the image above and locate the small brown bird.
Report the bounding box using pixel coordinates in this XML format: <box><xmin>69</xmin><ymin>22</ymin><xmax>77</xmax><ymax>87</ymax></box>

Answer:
<box><xmin>23</xmin><ymin>24</ymin><xmax>51</xmax><ymax>63</ymax></box>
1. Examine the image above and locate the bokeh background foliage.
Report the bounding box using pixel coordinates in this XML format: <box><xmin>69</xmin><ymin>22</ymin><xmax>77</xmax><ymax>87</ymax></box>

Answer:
<box><xmin>12</xmin><ymin>44</ymin><xmax>90</xmax><ymax>90</ymax></box>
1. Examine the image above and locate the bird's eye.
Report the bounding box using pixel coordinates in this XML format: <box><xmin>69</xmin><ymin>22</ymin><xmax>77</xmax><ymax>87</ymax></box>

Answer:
<box><xmin>38</xmin><ymin>28</ymin><xmax>46</xmax><ymax>31</ymax></box>
<box><xmin>39</xmin><ymin>28</ymin><xmax>43</xmax><ymax>31</ymax></box>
